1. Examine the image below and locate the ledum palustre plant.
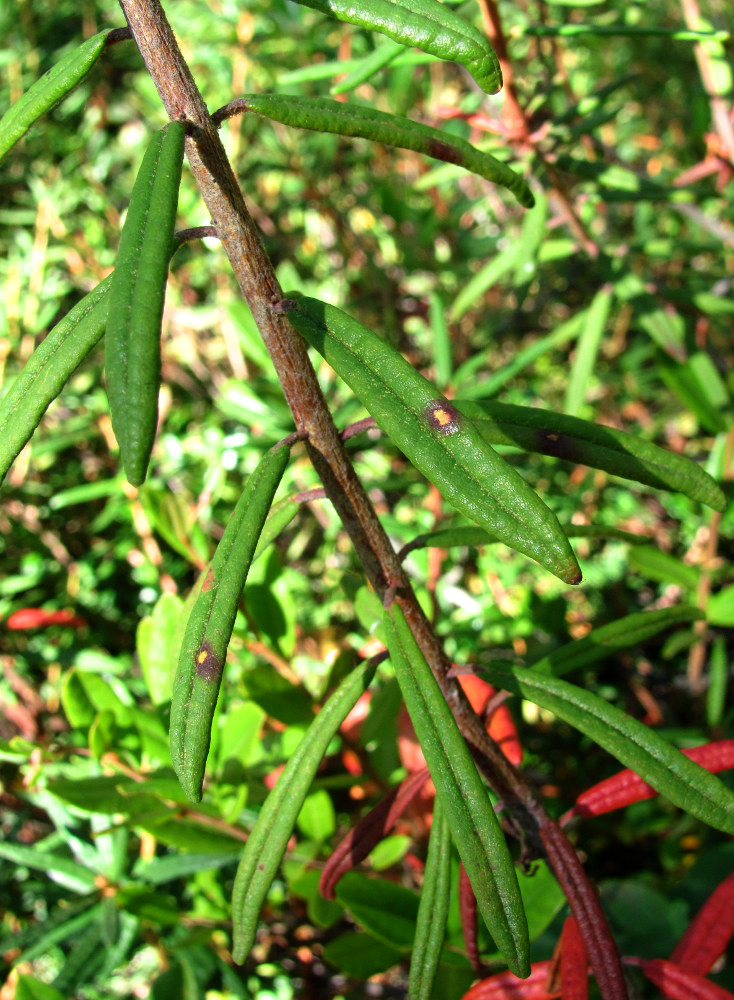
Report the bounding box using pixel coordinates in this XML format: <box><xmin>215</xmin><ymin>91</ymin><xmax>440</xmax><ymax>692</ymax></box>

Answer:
<box><xmin>1</xmin><ymin>0</ymin><xmax>733</xmax><ymax>997</ymax></box>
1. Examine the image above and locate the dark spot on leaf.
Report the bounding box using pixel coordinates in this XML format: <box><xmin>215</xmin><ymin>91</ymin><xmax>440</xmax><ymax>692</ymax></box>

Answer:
<box><xmin>425</xmin><ymin>399</ymin><xmax>462</xmax><ymax>436</ymax></box>
<box><xmin>195</xmin><ymin>640</ymin><xmax>222</xmax><ymax>682</ymax></box>
<box><xmin>201</xmin><ymin>568</ymin><xmax>215</xmax><ymax>593</ymax></box>
<box><xmin>425</xmin><ymin>138</ymin><xmax>464</xmax><ymax>167</ymax></box>
<box><xmin>535</xmin><ymin>429</ymin><xmax>576</xmax><ymax>461</ymax></box>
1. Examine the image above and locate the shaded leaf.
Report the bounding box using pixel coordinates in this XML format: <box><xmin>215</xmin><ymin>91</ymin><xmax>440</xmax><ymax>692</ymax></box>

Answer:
<box><xmin>478</xmin><ymin>664</ymin><xmax>734</xmax><ymax>834</ymax></box>
<box><xmin>409</xmin><ymin>795</ymin><xmax>451</xmax><ymax>1000</ymax></box>
<box><xmin>384</xmin><ymin>605</ymin><xmax>529</xmax><ymax>977</ymax></box>
<box><xmin>456</xmin><ymin>400</ymin><xmax>726</xmax><ymax>512</ymax></box>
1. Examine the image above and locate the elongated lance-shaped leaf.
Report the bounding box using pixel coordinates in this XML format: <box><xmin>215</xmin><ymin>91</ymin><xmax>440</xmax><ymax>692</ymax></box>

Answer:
<box><xmin>231</xmin><ymin>656</ymin><xmax>378</xmax><ymax>963</ymax></box>
<box><xmin>284</xmin><ymin>296</ymin><xmax>580</xmax><ymax>584</ymax></box>
<box><xmin>0</xmin><ymin>30</ymin><xmax>112</xmax><ymax>163</ymax></box>
<box><xmin>170</xmin><ymin>443</ymin><xmax>291</xmax><ymax>803</ymax></box>
<box><xmin>478</xmin><ymin>662</ymin><xmax>734</xmax><ymax>835</ymax></box>
<box><xmin>0</xmin><ymin>277</ymin><xmax>111</xmax><ymax>483</ymax></box>
<box><xmin>527</xmin><ymin>605</ymin><xmax>704</xmax><ymax>677</ymax></box>
<box><xmin>240</xmin><ymin>94</ymin><xmax>533</xmax><ymax>208</ymax></box>
<box><xmin>105</xmin><ymin>121</ymin><xmax>186</xmax><ymax>487</ymax></box>
<box><xmin>289</xmin><ymin>0</ymin><xmax>502</xmax><ymax>94</ymax></box>
<box><xmin>401</xmin><ymin>522</ymin><xmax>642</xmax><ymax>556</ymax></box>
<box><xmin>384</xmin><ymin>606</ymin><xmax>530</xmax><ymax>978</ymax></box>
<box><xmin>563</xmin><ymin>286</ymin><xmax>612</xmax><ymax>417</ymax></box>
<box><xmin>408</xmin><ymin>795</ymin><xmax>452</xmax><ymax>1000</ymax></box>
<box><xmin>456</xmin><ymin>399</ymin><xmax>726</xmax><ymax>512</ymax></box>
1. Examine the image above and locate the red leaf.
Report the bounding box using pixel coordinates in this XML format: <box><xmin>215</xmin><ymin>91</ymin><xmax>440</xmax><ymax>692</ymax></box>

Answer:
<box><xmin>457</xmin><ymin>676</ymin><xmax>523</xmax><ymax>765</ymax></box>
<box><xmin>6</xmin><ymin>608</ymin><xmax>87</xmax><ymax>630</ymax></box>
<box><xmin>625</xmin><ymin>957</ymin><xmax>734</xmax><ymax>1000</ymax></box>
<box><xmin>459</xmin><ymin>862</ymin><xmax>481</xmax><ymax>972</ymax></box>
<box><xmin>462</xmin><ymin>961</ymin><xmax>561</xmax><ymax>999</ymax></box>
<box><xmin>670</xmin><ymin>872</ymin><xmax>734</xmax><ymax>974</ymax></box>
<box><xmin>561</xmin><ymin>917</ymin><xmax>589</xmax><ymax>1000</ymax></box>
<box><xmin>561</xmin><ymin>741</ymin><xmax>734</xmax><ymax>824</ymax></box>
<box><xmin>319</xmin><ymin>767</ymin><xmax>430</xmax><ymax>899</ymax></box>
<box><xmin>487</xmin><ymin>699</ymin><xmax>523</xmax><ymax>767</ymax></box>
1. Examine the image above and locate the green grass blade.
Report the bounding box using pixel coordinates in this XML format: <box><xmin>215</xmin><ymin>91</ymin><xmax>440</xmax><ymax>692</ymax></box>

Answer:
<box><xmin>240</xmin><ymin>94</ymin><xmax>533</xmax><ymax>207</ymax></box>
<box><xmin>0</xmin><ymin>30</ymin><xmax>112</xmax><ymax>163</ymax></box>
<box><xmin>105</xmin><ymin>122</ymin><xmax>185</xmax><ymax>486</ymax></box>
<box><xmin>331</xmin><ymin>37</ymin><xmax>405</xmax><ymax>94</ymax></box>
<box><xmin>231</xmin><ymin>656</ymin><xmax>378</xmax><ymax>963</ymax></box>
<box><xmin>408</xmin><ymin>795</ymin><xmax>452</xmax><ymax>1000</ymax></box>
<box><xmin>384</xmin><ymin>606</ymin><xmax>530</xmax><ymax>978</ymax></box>
<box><xmin>527</xmin><ymin>605</ymin><xmax>705</xmax><ymax>677</ymax></box>
<box><xmin>285</xmin><ymin>295</ymin><xmax>580</xmax><ymax>584</ymax></box>
<box><xmin>0</xmin><ymin>277</ymin><xmax>111</xmax><ymax>483</ymax></box>
<box><xmin>563</xmin><ymin>286</ymin><xmax>613</xmax><ymax>416</ymax></box>
<box><xmin>479</xmin><ymin>663</ymin><xmax>734</xmax><ymax>835</ymax></box>
<box><xmin>289</xmin><ymin>0</ymin><xmax>502</xmax><ymax>93</ymax></box>
<box><xmin>456</xmin><ymin>399</ymin><xmax>726</xmax><ymax>511</ymax></box>
<box><xmin>170</xmin><ymin>443</ymin><xmax>291</xmax><ymax>803</ymax></box>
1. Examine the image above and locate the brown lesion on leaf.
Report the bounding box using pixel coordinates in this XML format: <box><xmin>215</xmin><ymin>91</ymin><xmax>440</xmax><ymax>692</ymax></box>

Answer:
<box><xmin>424</xmin><ymin>138</ymin><xmax>464</xmax><ymax>167</ymax></box>
<box><xmin>425</xmin><ymin>399</ymin><xmax>462</xmax><ymax>436</ymax></box>
<box><xmin>195</xmin><ymin>639</ymin><xmax>222</xmax><ymax>682</ymax></box>
<box><xmin>201</xmin><ymin>568</ymin><xmax>215</xmax><ymax>593</ymax></box>
<box><xmin>535</xmin><ymin>428</ymin><xmax>577</xmax><ymax>461</ymax></box>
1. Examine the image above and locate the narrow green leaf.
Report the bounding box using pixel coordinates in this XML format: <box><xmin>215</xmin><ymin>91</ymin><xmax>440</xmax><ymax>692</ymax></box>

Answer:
<box><xmin>170</xmin><ymin>442</ymin><xmax>291</xmax><ymax>803</ymax></box>
<box><xmin>135</xmin><ymin>851</ymin><xmax>240</xmax><ymax>885</ymax></box>
<box><xmin>613</xmin><ymin>270</ymin><xmax>686</xmax><ymax>361</ymax></box>
<box><xmin>0</xmin><ymin>30</ymin><xmax>112</xmax><ymax>163</ymax></box>
<box><xmin>0</xmin><ymin>277</ymin><xmax>111</xmax><ymax>484</ymax></box>
<box><xmin>289</xmin><ymin>0</ymin><xmax>502</xmax><ymax>93</ymax></box>
<box><xmin>384</xmin><ymin>606</ymin><xmax>530</xmax><ymax>978</ymax></box>
<box><xmin>331</xmin><ymin>37</ymin><xmax>405</xmax><ymax>94</ymax></box>
<box><xmin>0</xmin><ymin>842</ymin><xmax>98</xmax><ymax>894</ymax></box>
<box><xmin>408</xmin><ymin>795</ymin><xmax>451</xmax><ymax>1000</ymax></box>
<box><xmin>478</xmin><ymin>663</ymin><xmax>734</xmax><ymax>834</ymax></box>
<box><xmin>137</xmin><ymin>592</ymin><xmax>185</xmax><ymax>706</ymax></box>
<box><xmin>285</xmin><ymin>296</ymin><xmax>580</xmax><ymax>584</ymax></box>
<box><xmin>512</xmin><ymin>190</ymin><xmax>548</xmax><ymax>285</ymax></box>
<box><xmin>706</xmin><ymin>636</ymin><xmax>727</xmax><ymax>728</ymax></box>
<box><xmin>658</xmin><ymin>352</ymin><xmax>730</xmax><ymax>435</ymax></box>
<box><xmin>563</xmin><ymin>287</ymin><xmax>613</xmax><ymax>416</ymax></box>
<box><xmin>240</xmin><ymin>94</ymin><xmax>533</xmax><ymax>207</ymax></box>
<box><xmin>403</xmin><ymin>522</ymin><xmax>644</xmax><ymax>555</ymax></box>
<box><xmin>526</xmin><ymin>605</ymin><xmax>705</xmax><ymax>677</ymax></box>
<box><xmin>628</xmin><ymin>546</ymin><xmax>701</xmax><ymax>589</ymax></box>
<box><xmin>231</xmin><ymin>656</ymin><xmax>378</xmax><ymax>963</ymax></box>
<box><xmin>455</xmin><ymin>399</ymin><xmax>726</xmax><ymax>512</ymax></box>
<box><xmin>105</xmin><ymin>121</ymin><xmax>186</xmax><ymax>486</ymax></box>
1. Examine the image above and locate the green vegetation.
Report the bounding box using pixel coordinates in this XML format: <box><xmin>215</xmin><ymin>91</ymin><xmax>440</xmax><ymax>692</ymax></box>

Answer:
<box><xmin>0</xmin><ymin>0</ymin><xmax>732</xmax><ymax>998</ymax></box>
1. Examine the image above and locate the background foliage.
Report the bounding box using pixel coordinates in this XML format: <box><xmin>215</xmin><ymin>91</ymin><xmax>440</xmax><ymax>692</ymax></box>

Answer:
<box><xmin>0</xmin><ymin>0</ymin><xmax>732</xmax><ymax>996</ymax></box>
